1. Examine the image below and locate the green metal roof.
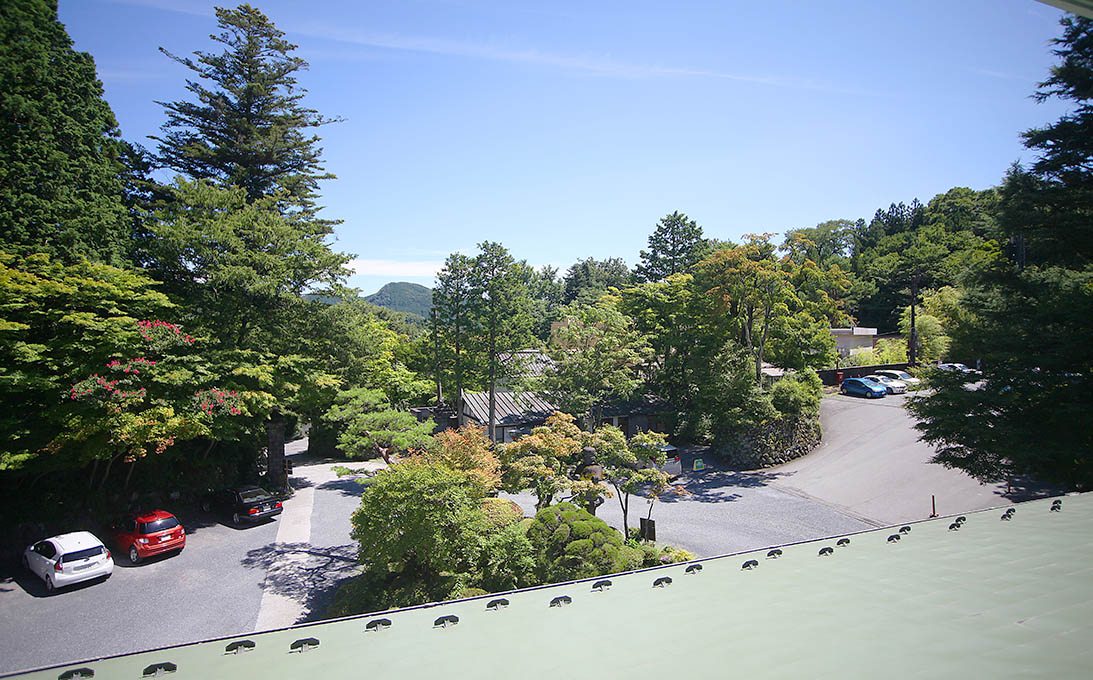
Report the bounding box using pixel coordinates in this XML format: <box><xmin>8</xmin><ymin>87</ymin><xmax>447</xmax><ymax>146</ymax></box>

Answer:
<box><xmin>8</xmin><ymin>494</ymin><xmax>1092</xmax><ymax>680</ymax></box>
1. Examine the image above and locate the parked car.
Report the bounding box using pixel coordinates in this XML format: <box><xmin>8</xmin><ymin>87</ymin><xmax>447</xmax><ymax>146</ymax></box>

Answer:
<box><xmin>22</xmin><ymin>531</ymin><xmax>113</xmax><ymax>592</ymax></box>
<box><xmin>840</xmin><ymin>377</ymin><xmax>887</xmax><ymax>398</ymax></box>
<box><xmin>658</xmin><ymin>445</ymin><xmax>683</xmax><ymax>478</ymax></box>
<box><xmin>202</xmin><ymin>485</ymin><xmax>283</xmax><ymax>526</ymax></box>
<box><xmin>865</xmin><ymin>374</ymin><xmax>906</xmax><ymax>394</ymax></box>
<box><xmin>873</xmin><ymin>369</ymin><xmax>921</xmax><ymax>386</ymax></box>
<box><xmin>938</xmin><ymin>362</ymin><xmax>981</xmax><ymax>376</ymax></box>
<box><xmin>111</xmin><ymin>509</ymin><xmax>185</xmax><ymax>564</ymax></box>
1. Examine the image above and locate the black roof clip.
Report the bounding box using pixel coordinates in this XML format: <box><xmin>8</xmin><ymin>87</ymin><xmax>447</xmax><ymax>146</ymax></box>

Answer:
<box><xmin>653</xmin><ymin>576</ymin><xmax>673</xmax><ymax>588</ymax></box>
<box><xmin>365</xmin><ymin>618</ymin><xmax>392</xmax><ymax>632</ymax></box>
<box><xmin>887</xmin><ymin>534</ymin><xmax>901</xmax><ymax>543</ymax></box>
<box><xmin>224</xmin><ymin>640</ymin><xmax>255</xmax><ymax>655</ymax></box>
<box><xmin>767</xmin><ymin>549</ymin><xmax>783</xmax><ymax>559</ymax></box>
<box><xmin>289</xmin><ymin>638</ymin><xmax>319</xmax><ymax>653</ymax></box>
<box><xmin>685</xmin><ymin>563</ymin><xmax>703</xmax><ymax>574</ymax></box>
<box><xmin>837</xmin><ymin>538</ymin><xmax>851</xmax><ymax>547</ymax></box>
<box><xmin>818</xmin><ymin>547</ymin><xmax>834</xmax><ymax>556</ymax></box>
<box><xmin>742</xmin><ymin>559</ymin><xmax>759</xmax><ymax>570</ymax></box>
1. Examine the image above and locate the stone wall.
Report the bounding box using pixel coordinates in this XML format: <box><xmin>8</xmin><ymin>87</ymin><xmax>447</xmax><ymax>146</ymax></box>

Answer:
<box><xmin>715</xmin><ymin>415</ymin><xmax>821</xmax><ymax>469</ymax></box>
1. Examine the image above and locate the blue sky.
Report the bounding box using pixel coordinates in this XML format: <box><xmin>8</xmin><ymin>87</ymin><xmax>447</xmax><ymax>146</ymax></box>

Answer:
<box><xmin>60</xmin><ymin>0</ymin><xmax>1072</xmax><ymax>294</ymax></box>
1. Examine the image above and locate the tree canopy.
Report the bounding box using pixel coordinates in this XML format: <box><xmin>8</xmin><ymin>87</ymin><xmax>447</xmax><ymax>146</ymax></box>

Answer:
<box><xmin>0</xmin><ymin>0</ymin><xmax>130</xmax><ymax>265</ymax></box>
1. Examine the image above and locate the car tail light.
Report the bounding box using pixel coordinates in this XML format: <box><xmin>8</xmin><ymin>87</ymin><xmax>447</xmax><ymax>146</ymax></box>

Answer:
<box><xmin>248</xmin><ymin>507</ymin><xmax>259</xmax><ymax>514</ymax></box>
<box><xmin>275</xmin><ymin>502</ymin><xmax>282</xmax><ymax>508</ymax></box>
<box><xmin>54</xmin><ymin>560</ymin><xmax>63</xmax><ymax>572</ymax></box>
<box><xmin>105</xmin><ymin>550</ymin><xmax>111</xmax><ymax>560</ymax></box>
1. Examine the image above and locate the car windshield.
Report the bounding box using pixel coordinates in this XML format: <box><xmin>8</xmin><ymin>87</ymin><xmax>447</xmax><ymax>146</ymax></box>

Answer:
<box><xmin>239</xmin><ymin>488</ymin><xmax>270</xmax><ymax>503</ymax></box>
<box><xmin>62</xmin><ymin>546</ymin><xmax>103</xmax><ymax>562</ymax></box>
<box><xmin>140</xmin><ymin>517</ymin><xmax>179</xmax><ymax>534</ymax></box>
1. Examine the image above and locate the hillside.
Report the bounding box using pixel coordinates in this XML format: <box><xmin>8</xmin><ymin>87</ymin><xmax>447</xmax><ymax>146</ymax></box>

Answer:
<box><xmin>364</xmin><ymin>281</ymin><xmax>433</xmax><ymax>318</ymax></box>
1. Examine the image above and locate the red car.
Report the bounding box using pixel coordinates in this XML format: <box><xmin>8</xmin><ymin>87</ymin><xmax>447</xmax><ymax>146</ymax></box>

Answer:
<box><xmin>112</xmin><ymin>510</ymin><xmax>186</xmax><ymax>564</ymax></box>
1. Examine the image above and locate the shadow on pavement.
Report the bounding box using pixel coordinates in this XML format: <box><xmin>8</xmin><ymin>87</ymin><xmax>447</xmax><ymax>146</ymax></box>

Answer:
<box><xmin>658</xmin><ymin>449</ymin><xmax>792</xmax><ymax>504</ymax></box>
<box><xmin>241</xmin><ymin>541</ymin><xmax>359</xmax><ymax>622</ymax></box>
<box><xmin>0</xmin><ymin>559</ymin><xmax>108</xmax><ymax>598</ymax></box>
<box><xmin>315</xmin><ymin>478</ymin><xmax>369</xmax><ymax>498</ymax></box>
<box><xmin>993</xmin><ymin>475</ymin><xmax>1065</xmax><ymax>503</ymax></box>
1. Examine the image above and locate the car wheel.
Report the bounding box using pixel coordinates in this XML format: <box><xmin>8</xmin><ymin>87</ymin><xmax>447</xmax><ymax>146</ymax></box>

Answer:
<box><xmin>129</xmin><ymin>545</ymin><xmax>140</xmax><ymax>565</ymax></box>
<box><xmin>232</xmin><ymin>512</ymin><xmax>241</xmax><ymax>526</ymax></box>
<box><xmin>44</xmin><ymin>576</ymin><xmax>54</xmax><ymax>593</ymax></box>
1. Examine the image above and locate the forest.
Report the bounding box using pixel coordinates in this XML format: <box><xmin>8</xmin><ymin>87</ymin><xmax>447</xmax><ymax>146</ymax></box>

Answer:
<box><xmin>1</xmin><ymin>2</ymin><xmax>1090</xmax><ymax>608</ymax></box>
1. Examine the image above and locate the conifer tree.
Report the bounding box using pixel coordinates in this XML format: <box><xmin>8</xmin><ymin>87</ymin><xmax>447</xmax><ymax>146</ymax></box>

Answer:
<box><xmin>635</xmin><ymin>211</ymin><xmax>705</xmax><ymax>283</ymax></box>
<box><xmin>152</xmin><ymin>3</ymin><xmax>337</xmax><ymax>223</ymax></box>
<box><xmin>0</xmin><ymin>0</ymin><xmax>129</xmax><ymax>264</ymax></box>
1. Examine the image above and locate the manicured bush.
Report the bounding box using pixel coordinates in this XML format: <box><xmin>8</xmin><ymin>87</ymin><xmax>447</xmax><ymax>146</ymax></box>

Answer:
<box><xmin>481</xmin><ymin>497</ymin><xmax>524</xmax><ymax>531</ymax></box>
<box><xmin>525</xmin><ymin>502</ymin><xmax>641</xmax><ymax>583</ymax></box>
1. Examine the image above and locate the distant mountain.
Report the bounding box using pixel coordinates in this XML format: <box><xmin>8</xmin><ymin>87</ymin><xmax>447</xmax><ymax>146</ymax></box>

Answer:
<box><xmin>364</xmin><ymin>282</ymin><xmax>433</xmax><ymax>318</ymax></box>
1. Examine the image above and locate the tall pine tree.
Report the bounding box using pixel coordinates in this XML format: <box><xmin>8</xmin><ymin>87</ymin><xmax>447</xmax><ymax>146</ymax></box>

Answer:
<box><xmin>152</xmin><ymin>3</ymin><xmax>337</xmax><ymax>224</ymax></box>
<box><xmin>148</xmin><ymin>4</ymin><xmax>348</xmax><ymax>491</ymax></box>
<box><xmin>0</xmin><ymin>0</ymin><xmax>130</xmax><ymax>265</ymax></box>
<box><xmin>635</xmin><ymin>211</ymin><xmax>705</xmax><ymax>283</ymax></box>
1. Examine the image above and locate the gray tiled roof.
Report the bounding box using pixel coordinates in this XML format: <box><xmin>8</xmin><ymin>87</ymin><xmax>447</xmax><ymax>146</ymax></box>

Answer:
<box><xmin>461</xmin><ymin>391</ymin><xmax>558</xmax><ymax>427</ymax></box>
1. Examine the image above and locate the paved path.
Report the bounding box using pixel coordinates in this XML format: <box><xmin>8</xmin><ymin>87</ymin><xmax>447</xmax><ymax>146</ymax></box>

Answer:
<box><xmin>768</xmin><ymin>393</ymin><xmax>1048</xmax><ymax>525</ymax></box>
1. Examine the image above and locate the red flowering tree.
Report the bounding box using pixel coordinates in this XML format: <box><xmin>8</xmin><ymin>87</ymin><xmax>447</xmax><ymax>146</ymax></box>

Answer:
<box><xmin>59</xmin><ymin>319</ymin><xmax>245</xmax><ymax>489</ymax></box>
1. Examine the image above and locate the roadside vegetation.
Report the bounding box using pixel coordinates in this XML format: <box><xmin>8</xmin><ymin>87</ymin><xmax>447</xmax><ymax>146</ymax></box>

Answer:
<box><xmin>1</xmin><ymin>0</ymin><xmax>1090</xmax><ymax>612</ymax></box>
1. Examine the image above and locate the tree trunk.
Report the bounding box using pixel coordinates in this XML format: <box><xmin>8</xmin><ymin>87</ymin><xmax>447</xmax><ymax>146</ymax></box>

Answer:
<box><xmin>616</xmin><ymin>484</ymin><xmax>630</xmax><ymax>536</ymax></box>
<box><xmin>97</xmin><ymin>454</ymin><xmax>120</xmax><ymax>492</ymax></box>
<box><xmin>433</xmin><ymin>309</ymin><xmax>443</xmax><ymax>405</ymax></box>
<box><xmin>266</xmin><ymin>417</ymin><xmax>287</xmax><ymax>492</ymax></box>
<box><xmin>376</xmin><ymin>444</ymin><xmax>391</xmax><ymax>466</ymax></box>
<box><xmin>488</xmin><ymin>329</ymin><xmax>497</xmax><ymax>442</ymax></box>
<box><xmin>908</xmin><ymin>270</ymin><xmax>920</xmax><ymax>366</ymax></box>
<box><xmin>124</xmin><ymin>459</ymin><xmax>136</xmax><ymax>489</ymax></box>
<box><xmin>455</xmin><ymin>313</ymin><xmax>464</xmax><ymax>426</ymax></box>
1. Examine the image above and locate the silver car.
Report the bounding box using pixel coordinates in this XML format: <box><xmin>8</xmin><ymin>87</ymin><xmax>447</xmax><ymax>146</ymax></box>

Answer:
<box><xmin>866</xmin><ymin>374</ymin><xmax>906</xmax><ymax>394</ymax></box>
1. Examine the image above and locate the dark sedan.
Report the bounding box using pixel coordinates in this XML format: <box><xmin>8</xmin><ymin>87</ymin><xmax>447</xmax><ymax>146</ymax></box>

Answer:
<box><xmin>201</xmin><ymin>486</ymin><xmax>283</xmax><ymax>526</ymax></box>
<box><xmin>839</xmin><ymin>377</ymin><xmax>888</xmax><ymax>399</ymax></box>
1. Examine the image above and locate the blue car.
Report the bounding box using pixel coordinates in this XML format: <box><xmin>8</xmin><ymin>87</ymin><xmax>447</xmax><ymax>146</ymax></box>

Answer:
<box><xmin>840</xmin><ymin>377</ymin><xmax>887</xmax><ymax>398</ymax></box>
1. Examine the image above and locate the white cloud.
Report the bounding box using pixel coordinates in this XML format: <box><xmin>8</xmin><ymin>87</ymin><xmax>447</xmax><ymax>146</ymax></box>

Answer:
<box><xmin>348</xmin><ymin>258</ymin><xmax>442</xmax><ymax>278</ymax></box>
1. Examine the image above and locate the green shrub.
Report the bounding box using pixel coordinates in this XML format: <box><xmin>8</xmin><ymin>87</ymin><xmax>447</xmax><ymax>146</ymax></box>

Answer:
<box><xmin>771</xmin><ymin>369</ymin><xmax>823</xmax><ymax>418</ymax></box>
<box><xmin>626</xmin><ymin>538</ymin><xmax>696</xmax><ymax>567</ymax></box>
<box><xmin>481</xmin><ymin>497</ymin><xmax>524</xmax><ymax>532</ymax></box>
<box><xmin>526</xmin><ymin>502</ymin><xmax>641</xmax><ymax>583</ymax></box>
<box><xmin>479</xmin><ymin>523</ymin><xmax>536</xmax><ymax>593</ymax></box>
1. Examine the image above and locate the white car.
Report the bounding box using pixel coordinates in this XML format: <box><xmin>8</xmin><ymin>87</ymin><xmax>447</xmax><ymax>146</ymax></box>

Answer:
<box><xmin>865</xmin><ymin>374</ymin><xmax>907</xmax><ymax>394</ymax></box>
<box><xmin>658</xmin><ymin>445</ymin><xmax>682</xmax><ymax>477</ymax></box>
<box><xmin>23</xmin><ymin>531</ymin><xmax>114</xmax><ymax>592</ymax></box>
<box><xmin>873</xmin><ymin>369</ymin><xmax>921</xmax><ymax>386</ymax></box>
